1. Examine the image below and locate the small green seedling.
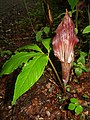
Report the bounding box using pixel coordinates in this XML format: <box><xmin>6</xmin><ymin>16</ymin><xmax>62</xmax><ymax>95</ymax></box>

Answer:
<box><xmin>82</xmin><ymin>94</ymin><xmax>89</xmax><ymax>99</ymax></box>
<box><xmin>36</xmin><ymin>26</ymin><xmax>50</xmax><ymax>42</ymax></box>
<box><xmin>68</xmin><ymin>98</ymin><xmax>83</xmax><ymax>115</ymax></box>
<box><xmin>72</xmin><ymin>51</ymin><xmax>88</xmax><ymax>76</ymax></box>
<box><xmin>56</xmin><ymin>94</ymin><xmax>66</xmax><ymax>103</ymax></box>
<box><xmin>73</xmin><ymin>79</ymin><xmax>79</xmax><ymax>84</ymax></box>
<box><xmin>66</xmin><ymin>85</ymin><xmax>71</xmax><ymax>92</ymax></box>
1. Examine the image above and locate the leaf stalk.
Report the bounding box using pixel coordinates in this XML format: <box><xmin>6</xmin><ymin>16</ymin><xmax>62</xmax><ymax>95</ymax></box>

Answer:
<box><xmin>48</xmin><ymin>57</ymin><xmax>64</xmax><ymax>91</ymax></box>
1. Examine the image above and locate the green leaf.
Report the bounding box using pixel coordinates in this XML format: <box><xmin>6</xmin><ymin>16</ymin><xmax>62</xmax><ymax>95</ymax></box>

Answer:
<box><xmin>83</xmin><ymin>25</ymin><xmax>90</xmax><ymax>34</ymax></box>
<box><xmin>68</xmin><ymin>103</ymin><xmax>76</xmax><ymax>110</ymax></box>
<box><xmin>17</xmin><ymin>44</ymin><xmax>43</xmax><ymax>53</ymax></box>
<box><xmin>75</xmin><ymin>105</ymin><xmax>83</xmax><ymax>115</ymax></box>
<box><xmin>43</xmin><ymin>26</ymin><xmax>50</xmax><ymax>35</ymax></box>
<box><xmin>75</xmin><ymin>28</ymin><xmax>78</xmax><ymax>34</ymax></box>
<box><xmin>70</xmin><ymin>98</ymin><xmax>78</xmax><ymax>104</ymax></box>
<box><xmin>72</xmin><ymin>62</ymin><xmax>76</xmax><ymax>67</ymax></box>
<box><xmin>75</xmin><ymin>67</ymin><xmax>82</xmax><ymax>76</ymax></box>
<box><xmin>66</xmin><ymin>87</ymin><xmax>70</xmax><ymax>92</ymax></box>
<box><xmin>80</xmin><ymin>52</ymin><xmax>87</xmax><ymax>57</ymax></box>
<box><xmin>0</xmin><ymin>52</ymin><xmax>42</xmax><ymax>76</ymax></box>
<box><xmin>66</xmin><ymin>85</ymin><xmax>70</xmax><ymax>92</ymax></box>
<box><xmin>73</xmin><ymin>79</ymin><xmax>79</xmax><ymax>84</ymax></box>
<box><xmin>80</xmin><ymin>64</ymin><xmax>88</xmax><ymax>72</ymax></box>
<box><xmin>68</xmin><ymin>0</ymin><xmax>78</xmax><ymax>10</ymax></box>
<box><xmin>42</xmin><ymin>38</ymin><xmax>51</xmax><ymax>52</ymax></box>
<box><xmin>36</xmin><ymin>31</ymin><xmax>43</xmax><ymax>42</ymax></box>
<box><xmin>12</xmin><ymin>54</ymin><xmax>48</xmax><ymax>105</ymax></box>
<box><xmin>83</xmin><ymin>94</ymin><xmax>89</xmax><ymax>99</ymax></box>
<box><xmin>77</xmin><ymin>57</ymin><xmax>85</xmax><ymax>64</ymax></box>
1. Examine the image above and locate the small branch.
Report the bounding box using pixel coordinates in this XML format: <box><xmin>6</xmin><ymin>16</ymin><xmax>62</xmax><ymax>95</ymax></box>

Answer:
<box><xmin>48</xmin><ymin>57</ymin><xmax>64</xmax><ymax>91</ymax></box>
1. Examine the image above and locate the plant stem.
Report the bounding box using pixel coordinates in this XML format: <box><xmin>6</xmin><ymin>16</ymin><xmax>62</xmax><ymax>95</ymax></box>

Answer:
<box><xmin>75</xmin><ymin>5</ymin><xmax>78</xmax><ymax>29</ymax></box>
<box><xmin>48</xmin><ymin>57</ymin><xmax>64</xmax><ymax>91</ymax></box>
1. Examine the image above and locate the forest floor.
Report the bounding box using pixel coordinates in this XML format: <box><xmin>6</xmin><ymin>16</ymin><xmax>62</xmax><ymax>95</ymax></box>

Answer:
<box><xmin>0</xmin><ymin>1</ymin><xmax>90</xmax><ymax>120</ymax></box>
<box><xmin>0</xmin><ymin>50</ymin><xmax>90</xmax><ymax>120</ymax></box>
<box><xmin>0</xmin><ymin>23</ymin><xmax>90</xmax><ymax>120</ymax></box>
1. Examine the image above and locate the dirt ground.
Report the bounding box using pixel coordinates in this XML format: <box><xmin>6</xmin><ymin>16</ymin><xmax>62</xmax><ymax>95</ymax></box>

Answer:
<box><xmin>0</xmin><ymin>61</ymin><xmax>90</xmax><ymax>120</ymax></box>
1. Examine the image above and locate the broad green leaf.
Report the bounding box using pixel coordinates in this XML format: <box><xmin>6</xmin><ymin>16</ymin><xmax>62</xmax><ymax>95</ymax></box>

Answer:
<box><xmin>42</xmin><ymin>38</ymin><xmax>51</xmax><ymax>52</ymax></box>
<box><xmin>70</xmin><ymin>98</ymin><xmax>78</xmax><ymax>104</ymax></box>
<box><xmin>83</xmin><ymin>25</ymin><xmax>90</xmax><ymax>34</ymax></box>
<box><xmin>68</xmin><ymin>0</ymin><xmax>78</xmax><ymax>10</ymax></box>
<box><xmin>12</xmin><ymin>54</ymin><xmax>48</xmax><ymax>105</ymax></box>
<box><xmin>36</xmin><ymin>31</ymin><xmax>43</xmax><ymax>42</ymax></box>
<box><xmin>75</xmin><ymin>105</ymin><xmax>83</xmax><ymax>115</ymax></box>
<box><xmin>0</xmin><ymin>52</ymin><xmax>42</xmax><ymax>76</ymax></box>
<box><xmin>17</xmin><ymin>44</ymin><xmax>43</xmax><ymax>53</ymax></box>
<box><xmin>68</xmin><ymin>103</ymin><xmax>76</xmax><ymax>110</ymax></box>
<box><xmin>75</xmin><ymin>67</ymin><xmax>82</xmax><ymax>76</ymax></box>
<box><xmin>43</xmin><ymin>26</ymin><xmax>50</xmax><ymax>35</ymax></box>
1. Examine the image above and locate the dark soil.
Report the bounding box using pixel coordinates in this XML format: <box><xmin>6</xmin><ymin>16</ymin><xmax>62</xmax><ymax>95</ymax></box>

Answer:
<box><xmin>0</xmin><ymin>62</ymin><xmax>90</xmax><ymax>120</ymax></box>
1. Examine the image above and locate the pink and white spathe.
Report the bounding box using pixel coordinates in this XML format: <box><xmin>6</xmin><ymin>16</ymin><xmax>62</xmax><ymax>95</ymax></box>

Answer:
<box><xmin>52</xmin><ymin>10</ymin><xmax>79</xmax><ymax>85</ymax></box>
